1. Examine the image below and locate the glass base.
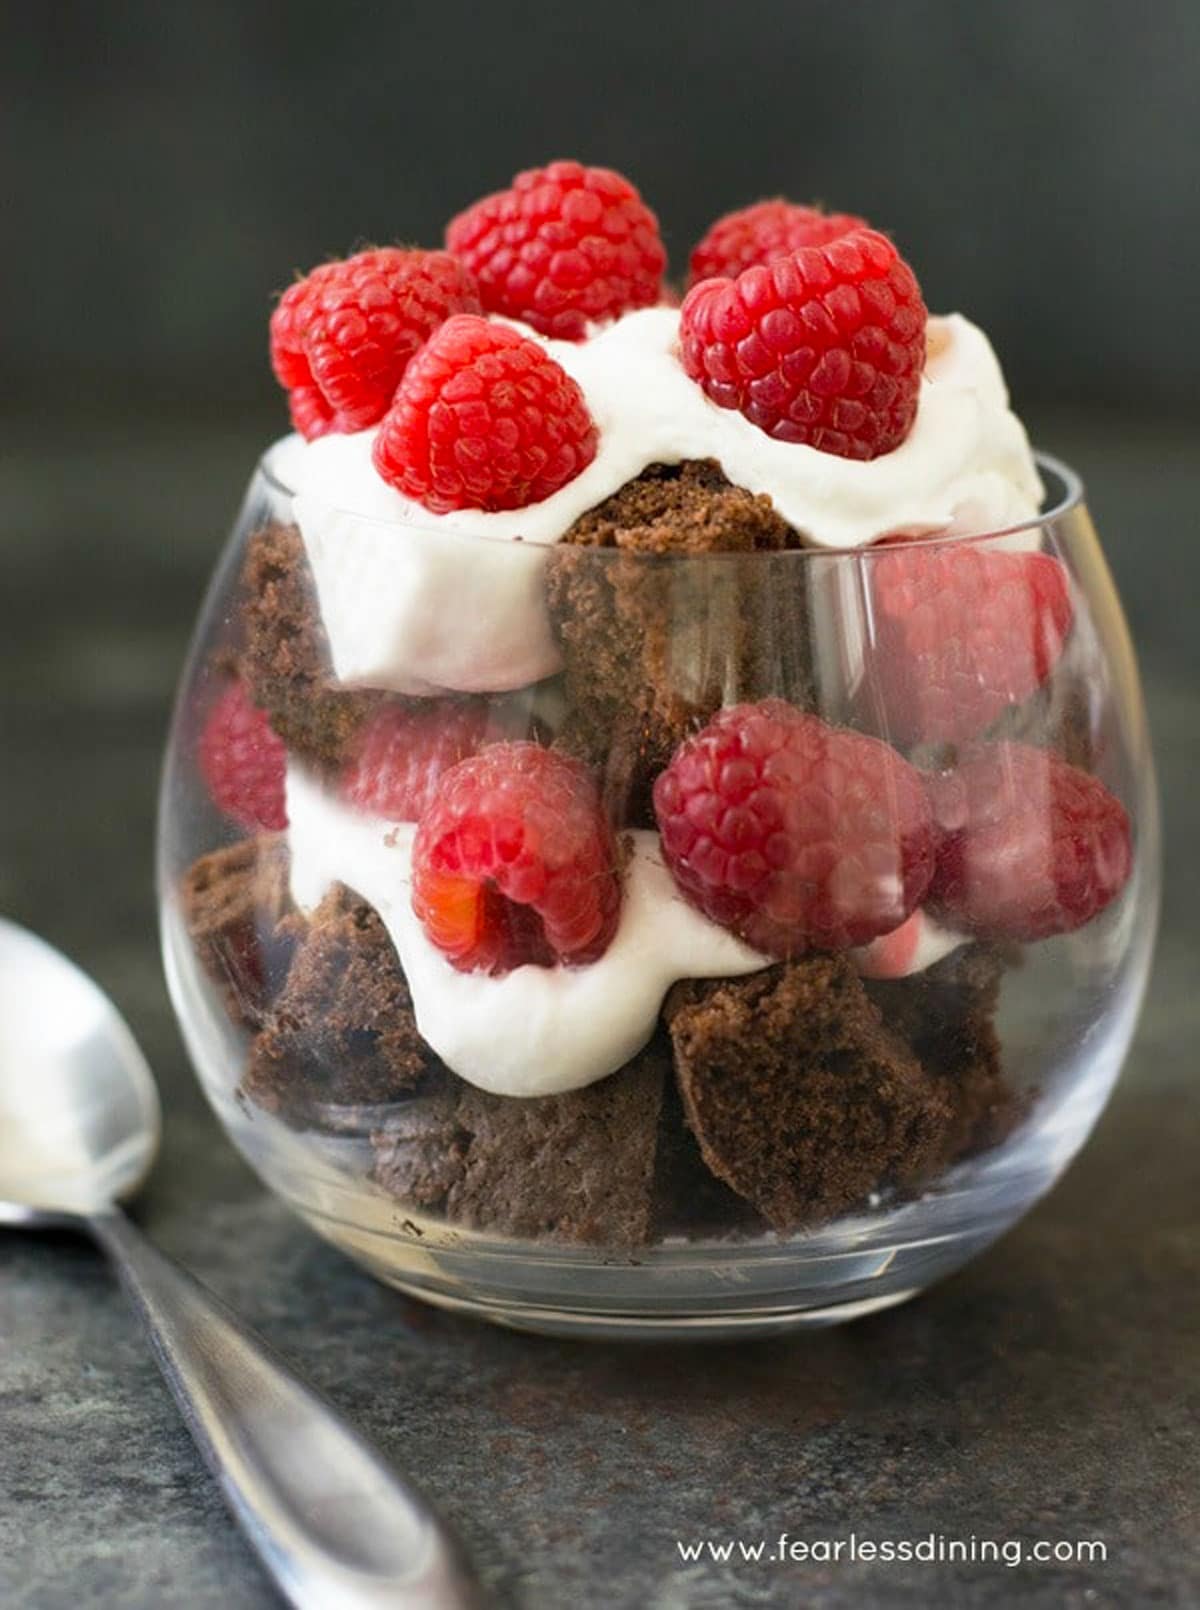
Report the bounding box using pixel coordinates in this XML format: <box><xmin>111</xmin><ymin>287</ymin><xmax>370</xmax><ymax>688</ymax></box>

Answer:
<box><xmin>368</xmin><ymin>1281</ymin><xmax>925</xmax><ymax>1340</ymax></box>
<box><xmin>253</xmin><ymin>1147</ymin><xmax>1044</xmax><ymax>1340</ymax></box>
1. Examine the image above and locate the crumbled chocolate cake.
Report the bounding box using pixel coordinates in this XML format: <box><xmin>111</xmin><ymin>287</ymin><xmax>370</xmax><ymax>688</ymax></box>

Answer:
<box><xmin>563</xmin><ymin>459</ymin><xmax>797</xmax><ymax>558</ymax></box>
<box><xmin>547</xmin><ymin>461</ymin><xmax>813</xmax><ymax>824</ymax></box>
<box><xmin>551</xmin><ymin>708</ymin><xmax>663</xmax><ymax>830</ymax></box>
<box><xmin>650</xmin><ymin>1071</ymin><xmax>766</xmax><ymax>1238</ymax></box>
<box><xmin>242</xmin><ymin>884</ymin><xmax>438</xmax><ymax>1122</ymax></box>
<box><xmin>365</xmin><ymin>1074</ymin><xmax>467</xmax><ymax>1212</ymax></box>
<box><xmin>664</xmin><ymin>955</ymin><xmax>953</xmax><ymax>1231</ymax></box>
<box><xmin>181</xmin><ymin>834</ymin><xmax>294</xmax><ymax>1029</ymax></box>
<box><xmin>867</xmin><ymin>944</ymin><xmax>1025</xmax><ymax>1162</ymax></box>
<box><xmin>371</xmin><ymin>1045</ymin><xmax>667</xmax><ymax>1246</ymax></box>
<box><xmin>240</xmin><ymin>521</ymin><xmax>387</xmax><ymax>766</ymax></box>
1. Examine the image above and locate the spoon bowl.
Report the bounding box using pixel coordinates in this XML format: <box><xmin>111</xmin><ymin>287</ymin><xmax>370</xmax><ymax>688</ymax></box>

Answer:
<box><xmin>0</xmin><ymin>918</ymin><xmax>160</xmax><ymax>1220</ymax></box>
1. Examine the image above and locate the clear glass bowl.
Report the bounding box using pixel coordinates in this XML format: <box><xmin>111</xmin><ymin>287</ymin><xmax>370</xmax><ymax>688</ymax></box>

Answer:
<box><xmin>158</xmin><ymin>449</ymin><xmax>1159</xmax><ymax>1338</ymax></box>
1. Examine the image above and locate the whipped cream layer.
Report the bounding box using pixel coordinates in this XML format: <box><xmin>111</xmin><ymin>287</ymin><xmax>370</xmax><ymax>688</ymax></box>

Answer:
<box><xmin>286</xmin><ymin>764</ymin><xmax>768</xmax><ymax>1096</ymax></box>
<box><xmin>270</xmin><ymin>308</ymin><xmax>1043</xmax><ymax>696</ymax></box>
<box><xmin>285</xmin><ymin>764</ymin><xmax>967</xmax><ymax>1096</ymax></box>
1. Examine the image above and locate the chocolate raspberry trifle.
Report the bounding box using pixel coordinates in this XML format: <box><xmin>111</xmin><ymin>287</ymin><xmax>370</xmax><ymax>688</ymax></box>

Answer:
<box><xmin>159</xmin><ymin>161</ymin><xmax>1158</xmax><ymax>1335</ymax></box>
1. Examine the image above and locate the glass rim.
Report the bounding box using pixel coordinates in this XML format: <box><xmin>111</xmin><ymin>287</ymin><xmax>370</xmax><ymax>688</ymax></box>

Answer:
<box><xmin>259</xmin><ymin>443</ymin><xmax>1085</xmax><ymax>559</ymax></box>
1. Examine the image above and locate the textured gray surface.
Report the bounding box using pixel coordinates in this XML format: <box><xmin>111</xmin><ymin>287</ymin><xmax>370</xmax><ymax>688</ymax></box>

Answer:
<box><xmin>0</xmin><ymin>412</ymin><xmax>1197</xmax><ymax>1607</ymax></box>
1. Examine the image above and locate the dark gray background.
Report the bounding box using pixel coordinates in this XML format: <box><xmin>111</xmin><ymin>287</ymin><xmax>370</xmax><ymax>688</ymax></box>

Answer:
<box><xmin>2</xmin><ymin>5</ymin><xmax>1199</xmax><ymax>1607</ymax></box>
<box><xmin>4</xmin><ymin>0</ymin><xmax>1200</xmax><ymax>413</ymax></box>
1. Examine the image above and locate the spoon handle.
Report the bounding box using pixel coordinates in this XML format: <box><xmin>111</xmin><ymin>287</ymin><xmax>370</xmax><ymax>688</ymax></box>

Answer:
<box><xmin>88</xmin><ymin>1209</ymin><xmax>480</xmax><ymax>1610</ymax></box>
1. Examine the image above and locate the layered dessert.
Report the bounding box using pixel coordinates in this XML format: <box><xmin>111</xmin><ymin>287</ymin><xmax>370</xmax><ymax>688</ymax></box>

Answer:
<box><xmin>181</xmin><ymin>161</ymin><xmax>1132</xmax><ymax>1247</ymax></box>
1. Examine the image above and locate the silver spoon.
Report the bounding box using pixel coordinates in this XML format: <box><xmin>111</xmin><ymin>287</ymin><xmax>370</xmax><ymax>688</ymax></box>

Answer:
<box><xmin>0</xmin><ymin>917</ymin><xmax>481</xmax><ymax>1609</ymax></box>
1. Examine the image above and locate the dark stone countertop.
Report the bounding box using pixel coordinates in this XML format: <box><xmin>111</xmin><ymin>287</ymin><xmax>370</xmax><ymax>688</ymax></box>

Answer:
<box><xmin>1</xmin><ymin>410</ymin><xmax>1197</xmax><ymax>1609</ymax></box>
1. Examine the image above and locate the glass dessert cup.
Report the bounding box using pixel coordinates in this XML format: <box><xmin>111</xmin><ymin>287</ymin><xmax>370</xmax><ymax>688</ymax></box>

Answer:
<box><xmin>159</xmin><ymin>450</ymin><xmax>1159</xmax><ymax>1339</ymax></box>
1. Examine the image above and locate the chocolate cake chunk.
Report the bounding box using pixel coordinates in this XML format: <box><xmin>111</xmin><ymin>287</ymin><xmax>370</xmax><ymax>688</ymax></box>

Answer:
<box><xmin>240</xmin><ymin>521</ymin><xmax>387</xmax><ymax>767</ymax></box>
<box><xmin>867</xmin><ymin>944</ymin><xmax>1024</xmax><ymax>1163</ymax></box>
<box><xmin>181</xmin><ymin>834</ymin><xmax>294</xmax><ymax>1029</ymax></box>
<box><xmin>651</xmin><ymin>1071</ymin><xmax>765</xmax><ymax>1238</ymax></box>
<box><xmin>551</xmin><ymin>708</ymin><xmax>663</xmax><ymax>830</ymax></box>
<box><xmin>242</xmin><ymin>884</ymin><xmax>437</xmax><ymax>1123</ymax></box>
<box><xmin>564</xmin><ymin>459</ymin><xmax>797</xmax><ymax>558</ymax></box>
<box><xmin>664</xmin><ymin>955</ymin><xmax>953</xmax><ymax>1231</ymax></box>
<box><xmin>547</xmin><ymin>461</ymin><xmax>812</xmax><ymax>825</ymax></box>
<box><xmin>372</xmin><ymin>1043</ymin><xmax>668</xmax><ymax>1246</ymax></box>
<box><xmin>365</xmin><ymin>1072</ymin><xmax>467</xmax><ymax>1211</ymax></box>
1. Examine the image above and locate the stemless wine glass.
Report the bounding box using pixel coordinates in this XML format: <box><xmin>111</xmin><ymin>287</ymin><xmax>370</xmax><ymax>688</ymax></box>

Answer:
<box><xmin>158</xmin><ymin>449</ymin><xmax>1159</xmax><ymax>1338</ymax></box>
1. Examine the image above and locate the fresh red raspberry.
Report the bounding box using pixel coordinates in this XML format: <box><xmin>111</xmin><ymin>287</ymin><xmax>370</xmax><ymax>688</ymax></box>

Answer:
<box><xmin>863</xmin><ymin>545</ymin><xmax>1073</xmax><ymax>746</ymax></box>
<box><xmin>199</xmin><ymin>681</ymin><xmax>287</xmax><ymax>831</ymax></box>
<box><xmin>284</xmin><ymin>383</ymin><xmax>341</xmax><ymax>442</ymax></box>
<box><xmin>445</xmin><ymin>159</ymin><xmax>666</xmax><ymax>340</ymax></box>
<box><xmin>688</xmin><ymin>199</ymin><xmax>868</xmax><ymax>286</ymax></box>
<box><xmin>653</xmin><ymin>701</ymin><xmax>935</xmax><ymax>956</ymax></box>
<box><xmin>269</xmin><ymin>248</ymin><xmax>481</xmax><ymax>439</ymax></box>
<box><xmin>412</xmin><ymin>742</ymin><xmax>621</xmax><ymax>975</ymax></box>
<box><xmin>927</xmin><ymin>742</ymin><xmax>1132</xmax><ymax>940</ymax></box>
<box><xmin>679</xmin><ymin>228</ymin><xmax>927</xmax><ymax>459</ymax></box>
<box><xmin>342</xmin><ymin>701</ymin><xmax>499</xmax><ymax>822</ymax></box>
<box><xmin>372</xmin><ymin>315</ymin><xmax>599</xmax><ymax>513</ymax></box>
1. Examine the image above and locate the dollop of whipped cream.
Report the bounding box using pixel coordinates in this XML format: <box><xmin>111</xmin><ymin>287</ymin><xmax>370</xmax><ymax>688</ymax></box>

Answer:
<box><xmin>285</xmin><ymin>763</ymin><xmax>967</xmax><ymax>1096</ymax></box>
<box><xmin>269</xmin><ymin>307</ymin><xmax>1043</xmax><ymax>697</ymax></box>
<box><xmin>286</xmin><ymin>763</ymin><xmax>767</xmax><ymax>1096</ymax></box>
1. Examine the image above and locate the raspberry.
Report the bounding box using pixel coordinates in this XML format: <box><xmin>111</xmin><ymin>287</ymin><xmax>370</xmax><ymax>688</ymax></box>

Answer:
<box><xmin>341</xmin><ymin>701</ymin><xmax>499</xmax><ymax>822</ymax></box>
<box><xmin>445</xmin><ymin>159</ymin><xmax>666</xmax><ymax>340</ymax></box>
<box><xmin>269</xmin><ymin>248</ymin><xmax>481</xmax><ymax>439</ymax></box>
<box><xmin>679</xmin><ymin>228</ymin><xmax>926</xmax><ymax>459</ymax></box>
<box><xmin>688</xmin><ymin>199</ymin><xmax>868</xmax><ymax>286</ymax></box>
<box><xmin>927</xmin><ymin>742</ymin><xmax>1132</xmax><ymax>940</ymax></box>
<box><xmin>412</xmin><ymin>742</ymin><xmax>621</xmax><ymax>975</ymax></box>
<box><xmin>199</xmin><ymin>681</ymin><xmax>287</xmax><ymax>831</ymax></box>
<box><xmin>863</xmin><ymin>545</ymin><xmax>1073</xmax><ymax>746</ymax></box>
<box><xmin>653</xmin><ymin>701</ymin><xmax>935</xmax><ymax>956</ymax></box>
<box><xmin>372</xmin><ymin>315</ymin><xmax>599</xmax><ymax>513</ymax></box>
<box><xmin>284</xmin><ymin>383</ymin><xmax>341</xmax><ymax>442</ymax></box>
